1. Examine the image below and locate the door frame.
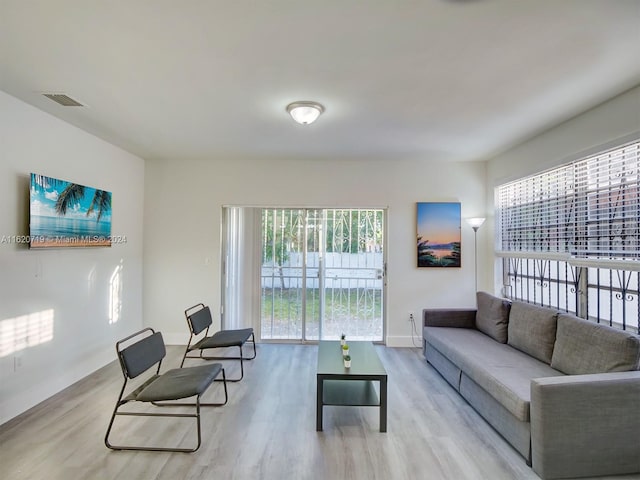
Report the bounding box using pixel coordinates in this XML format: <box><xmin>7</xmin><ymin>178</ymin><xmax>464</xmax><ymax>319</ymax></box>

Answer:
<box><xmin>221</xmin><ymin>205</ymin><xmax>388</xmax><ymax>345</ymax></box>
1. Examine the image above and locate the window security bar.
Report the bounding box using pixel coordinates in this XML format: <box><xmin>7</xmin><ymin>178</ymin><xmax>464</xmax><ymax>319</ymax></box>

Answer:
<box><xmin>499</xmin><ymin>252</ymin><xmax>639</xmax><ymax>334</ymax></box>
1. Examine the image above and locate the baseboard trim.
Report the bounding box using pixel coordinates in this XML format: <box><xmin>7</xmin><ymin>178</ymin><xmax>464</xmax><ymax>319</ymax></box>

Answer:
<box><xmin>386</xmin><ymin>335</ymin><xmax>422</xmax><ymax>348</ymax></box>
<box><xmin>162</xmin><ymin>333</ymin><xmax>189</xmax><ymax>345</ymax></box>
<box><xmin>164</xmin><ymin>333</ymin><xmax>422</xmax><ymax>348</ymax></box>
<box><xmin>0</xmin><ymin>348</ymin><xmax>113</xmax><ymax>426</ymax></box>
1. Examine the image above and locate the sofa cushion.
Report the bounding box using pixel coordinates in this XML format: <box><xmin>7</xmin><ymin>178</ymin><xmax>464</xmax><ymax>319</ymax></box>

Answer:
<box><xmin>508</xmin><ymin>302</ymin><xmax>558</xmax><ymax>364</ymax></box>
<box><xmin>475</xmin><ymin>291</ymin><xmax>511</xmax><ymax>343</ymax></box>
<box><xmin>425</xmin><ymin>326</ymin><xmax>563</xmax><ymax>421</ymax></box>
<box><xmin>551</xmin><ymin>314</ymin><xmax>640</xmax><ymax>374</ymax></box>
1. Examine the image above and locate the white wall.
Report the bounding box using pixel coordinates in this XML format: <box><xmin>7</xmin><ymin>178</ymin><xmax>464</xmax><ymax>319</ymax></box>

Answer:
<box><xmin>144</xmin><ymin>156</ymin><xmax>488</xmax><ymax>347</ymax></box>
<box><xmin>486</xmin><ymin>85</ymin><xmax>640</xmax><ymax>291</ymax></box>
<box><xmin>0</xmin><ymin>91</ymin><xmax>145</xmax><ymax>425</ymax></box>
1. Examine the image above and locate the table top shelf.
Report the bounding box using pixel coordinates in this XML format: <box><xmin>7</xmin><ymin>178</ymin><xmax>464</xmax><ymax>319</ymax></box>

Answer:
<box><xmin>316</xmin><ymin>341</ymin><xmax>387</xmax><ymax>377</ymax></box>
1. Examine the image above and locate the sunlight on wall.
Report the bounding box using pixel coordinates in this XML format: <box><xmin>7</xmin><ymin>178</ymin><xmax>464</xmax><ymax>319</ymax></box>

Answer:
<box><xmin>109</xmin><ymin>261</ymin><xmax>123</xmax><ymax>324</ymax></box>
<box><xmin>0</xmin><ymin>309</ymin><xmax>55</xmax><ymax>357</ymax></box>
<box><xmin>87</xmin><ymin>265</ymin><xmax>96</xmax><ymax>294</ymax></box>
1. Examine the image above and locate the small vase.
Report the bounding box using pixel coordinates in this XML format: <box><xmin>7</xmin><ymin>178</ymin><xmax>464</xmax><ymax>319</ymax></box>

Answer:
<box><xmin>342</xmin><ymin>348</ymin><xmax>349</xmax><ymax>356</ymax></box>
<box><xmin>344</xmin><ymin>360</ymin><xmax>351</xmax><ymax>368</ymax></box>
<box><xmin>340</xmin><ymin>339</ymin><xmax>346</xmax><ymax>346</ymax></box>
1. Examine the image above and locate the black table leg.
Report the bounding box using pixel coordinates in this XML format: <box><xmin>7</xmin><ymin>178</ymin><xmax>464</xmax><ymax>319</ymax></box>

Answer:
<box><xmin>379</xmin><ymin>376</ymin><xmax>387</xmax><ymax>432</ymax></box>
<box><xmin>316</xmin><ymin>375</ymin><xmax>323</xmax><ymax>431</ymax></box>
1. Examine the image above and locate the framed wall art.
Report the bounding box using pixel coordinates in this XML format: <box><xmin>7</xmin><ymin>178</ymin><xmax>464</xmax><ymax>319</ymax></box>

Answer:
<box><xmin>29</xmin><ymin>173</ymin><xmax>112</xmax><ymax>248</ymax></box>
<box><xmin>416</xmin><ymin>202</ymin><xmax>461</xmax><ymax>267</ymax></box>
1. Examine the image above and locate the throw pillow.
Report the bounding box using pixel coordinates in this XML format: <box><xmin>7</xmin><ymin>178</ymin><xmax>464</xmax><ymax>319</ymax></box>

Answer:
<box><xmin>551</xmin><ymin>313</ymin><xmax>640</xmax><ymax>374</ymax></box>
<box><xmin>507</xmin><ymin>302</ymin><xmax>558</xmax><ymax>364</ymax></box>
<box><xmin>475</xmin><ymin>291</ymin><xmax>511</xmax><ymax>343</ymax></box>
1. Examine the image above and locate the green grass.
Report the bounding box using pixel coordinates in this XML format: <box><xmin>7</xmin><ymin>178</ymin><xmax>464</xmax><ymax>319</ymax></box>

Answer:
<box><xmin>261</xmin><ymin>288</ymin><xmax>382</xmax><ymax>322</ymax></box>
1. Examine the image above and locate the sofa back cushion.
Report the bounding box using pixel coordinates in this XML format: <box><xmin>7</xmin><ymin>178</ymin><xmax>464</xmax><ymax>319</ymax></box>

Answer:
<box><xmin>551</xmin><ymin>313</ymin><xmax>640</xmax><ymax>374</ymax></box>
<box><xmin>507</xmin><ymin>302</ymin><xmax>558</xmax><ymax>364</ymax></box>
<box><xmin>475</xmin><ymin>291</ymin><xmax>511</xmax><ymax>343</ymax></box>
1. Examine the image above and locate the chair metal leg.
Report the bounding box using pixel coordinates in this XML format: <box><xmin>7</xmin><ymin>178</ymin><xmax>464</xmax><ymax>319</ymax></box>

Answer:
<box><xmin>249</xmin><ymin>333</ymin><xmax>257</xmax><ymax>359</ymax></box>
<box><xmin>180</xmin><ymin>335</ymin><xmax>196</xmax><ymax>368</ymax></box>
<box><xmin>105</xmin><ymin>399</ymin><xmax>204</xmax><ymax>452</ymax></box>
<box><xmin>203</xmin><ymin>367</ymin><xmax>228</xmax><ymax>405</ymax></box>
<box><xmin>184</xmin><ymin>333</ymin><xmax>257</xmax><ymax>382</ymax></box>
<box><xmin>180</xmin><ymin>348</ymin><xmax>188</xmax><ymax>368</ymax></box>
<box><xmin>211</xmin><ymin>346</ymin><xmax>244</xmax><ymax>382</ymax></box>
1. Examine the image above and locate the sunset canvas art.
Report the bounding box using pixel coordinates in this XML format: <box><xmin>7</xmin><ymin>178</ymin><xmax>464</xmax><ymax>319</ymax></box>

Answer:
<box><xmin>417</xmin><ymin>202</ymin><xmax>461</xmax><ymax>267</ymax></box>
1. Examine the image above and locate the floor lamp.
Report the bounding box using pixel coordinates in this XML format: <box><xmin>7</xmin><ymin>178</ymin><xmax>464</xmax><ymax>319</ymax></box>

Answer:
<box><xmin>466</xmin><ymin>217</ymin><xmax>486</xmax><ymax>293</ymax></box>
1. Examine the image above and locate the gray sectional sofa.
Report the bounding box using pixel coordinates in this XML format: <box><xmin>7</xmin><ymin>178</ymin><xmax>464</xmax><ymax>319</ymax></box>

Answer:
<box><xmin>422</xmin><ymin>292</ymin><xmax>640</xmax><ymax>479</ymax></box>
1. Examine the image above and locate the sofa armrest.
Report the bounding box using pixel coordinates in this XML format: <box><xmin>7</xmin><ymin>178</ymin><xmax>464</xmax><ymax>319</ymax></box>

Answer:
<box><xmin>530</xmin><ymin>371</ymin><xmax>640</xmax><ymax>479</ymax></box>
<box><xmin>423</xmin><ymin>309</ymin><xmax>476</xmax><ymax>328</ymax></box>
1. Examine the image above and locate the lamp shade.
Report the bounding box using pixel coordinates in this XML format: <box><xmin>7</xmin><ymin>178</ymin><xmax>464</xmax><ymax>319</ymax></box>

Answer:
<box><xmin>286</xmin><ymin>101</ymin><xmax>324</xmax><ymax>125</ymax></box>
<box><xmin>466</xmin><ymin>217</ymin><xmax>486</xmax><ymax>230</ymax></box>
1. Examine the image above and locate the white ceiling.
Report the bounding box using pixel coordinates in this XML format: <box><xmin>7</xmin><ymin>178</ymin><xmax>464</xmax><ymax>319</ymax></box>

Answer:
<box><xmin>1</xmin><ymin>0</ymin><xmax>639</xmax><ymax>163</ymax></box>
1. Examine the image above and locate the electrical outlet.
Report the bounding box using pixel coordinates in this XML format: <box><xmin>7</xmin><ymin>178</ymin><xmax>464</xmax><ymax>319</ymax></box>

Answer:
<box><xmin>409</xmin><ymin>313</ymin><xmax>414</xmax><ymax>322</ymax></box>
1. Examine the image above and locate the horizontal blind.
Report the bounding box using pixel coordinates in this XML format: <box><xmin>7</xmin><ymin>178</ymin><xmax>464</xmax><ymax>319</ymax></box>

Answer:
<box><xmin>574</xmin><ymin>141</ymin><xmax>640</xmax><ymax>259</ymax></box>
<box><xmin>496</xmin><ymin>165</ymin><xmax>574</xmax><ymax>252</ymax></box>
<box><xmin>496</xmin><ymin>140</ymin><xmax>640</xmax><ymax>260</ymax></box>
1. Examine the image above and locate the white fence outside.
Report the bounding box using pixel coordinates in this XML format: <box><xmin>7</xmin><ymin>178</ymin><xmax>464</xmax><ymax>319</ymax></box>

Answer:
<box><xmin>261</xmin><ymin>252</ymin><xmax>383</xmax><ymax>289</ymax></box>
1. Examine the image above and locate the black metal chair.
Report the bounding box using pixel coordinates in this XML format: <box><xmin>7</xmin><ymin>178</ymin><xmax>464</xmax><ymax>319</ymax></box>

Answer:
<box><xmin>181</xmin><ymin>303</ymin><xmax>256</xmax><ymax>382</ymax></box>
<box><xmin>105</xmin><ymin>328</ymin><xmax>227</xmax><ymax>453</ymax></box>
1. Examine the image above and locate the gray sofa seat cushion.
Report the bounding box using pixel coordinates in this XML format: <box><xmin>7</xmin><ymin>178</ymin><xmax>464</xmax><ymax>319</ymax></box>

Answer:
<box><xmin>551</xmin><ymin>313</ymin><xmax>640</xmax><ymax>374</ymax></box>
<box><xmin>475</xmin><ymin>291</ymin><xmax>511</xmax><ymax>343</ymax></box>
<box><xmin>508</xmin><ymin>302</ymin><xmax>558</xmax><ymax>364</ymax></box>
<box><xmin>425</xmin><ymin>326</ymin><xmax>563</xmax><ymax>422</ymax></box>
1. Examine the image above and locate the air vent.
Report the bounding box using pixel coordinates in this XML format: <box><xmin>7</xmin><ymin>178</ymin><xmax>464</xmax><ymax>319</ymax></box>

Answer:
<box><xmin>42</xmin><ymin>93</ymin><xmax>84</xmax><ymax>107</ymax></box>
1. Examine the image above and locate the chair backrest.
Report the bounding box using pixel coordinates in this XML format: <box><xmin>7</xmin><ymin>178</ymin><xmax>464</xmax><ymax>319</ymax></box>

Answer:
<box><xmin>119</xmin><ymin>330</ymin><xmax>166</xmax><ymax>379</ymax></box>
<box><xmin>186</xmin><ymin>305</ymin><xmax>213</xmax><ymax>335</ymax></box>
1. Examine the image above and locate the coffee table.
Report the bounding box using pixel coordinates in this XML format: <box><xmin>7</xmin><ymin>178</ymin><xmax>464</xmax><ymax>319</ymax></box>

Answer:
<box><xmin>316</xmin><ymin>340</ymin><xmax>388</xmax><ymax>432</ymax></box>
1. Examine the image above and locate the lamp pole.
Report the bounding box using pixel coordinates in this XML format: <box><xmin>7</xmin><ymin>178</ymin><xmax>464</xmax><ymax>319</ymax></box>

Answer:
<box><xmin>466</xmin><ymin>218</ymin><xmax>486</xmax><ymax>293</ymax></box>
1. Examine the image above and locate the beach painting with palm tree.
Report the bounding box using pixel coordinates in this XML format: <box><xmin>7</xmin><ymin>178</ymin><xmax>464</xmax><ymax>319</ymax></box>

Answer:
<box><xmin>417</xmin><ymin>202</ymin><xmax>461</xmax><ymax>267</ymax></box>
<box><xmin>29</xmin><ymin>173</ymin><xmax>112</xmax><ymax>248</ymax></box>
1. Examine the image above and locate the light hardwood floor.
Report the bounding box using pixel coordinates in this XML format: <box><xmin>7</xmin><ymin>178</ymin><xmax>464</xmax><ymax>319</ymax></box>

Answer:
<box><xmin>1</xmin><ymin>344</ymin><xmax>637</xmax><ymax>480</ymax></box>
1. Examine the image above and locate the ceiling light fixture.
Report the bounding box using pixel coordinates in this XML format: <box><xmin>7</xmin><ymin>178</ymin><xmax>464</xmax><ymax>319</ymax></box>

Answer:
<box><xmin>286</xmin><ymin>101</ymin><xmax>324</xmax><ymax>125</ymax></box>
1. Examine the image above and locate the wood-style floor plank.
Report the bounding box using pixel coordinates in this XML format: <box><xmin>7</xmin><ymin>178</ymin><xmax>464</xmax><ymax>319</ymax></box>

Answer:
<box><xmin>1</xmin><ymin>344</ymin><xmax>638</xmax><ymax>480</ymax></box>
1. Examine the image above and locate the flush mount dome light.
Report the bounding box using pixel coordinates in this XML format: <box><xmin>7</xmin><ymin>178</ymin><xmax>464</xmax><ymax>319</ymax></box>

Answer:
<box><xmin>286</xmin><ymin>101</ymin><xmax>324</xmax><ymax>125</ymax></box>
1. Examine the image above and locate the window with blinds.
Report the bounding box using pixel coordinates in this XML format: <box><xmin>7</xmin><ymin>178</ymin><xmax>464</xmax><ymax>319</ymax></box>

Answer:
<box><xmin>497</xmin><ymin>140</ymin><xmax>640</xmax><ymax>261</ymax></box>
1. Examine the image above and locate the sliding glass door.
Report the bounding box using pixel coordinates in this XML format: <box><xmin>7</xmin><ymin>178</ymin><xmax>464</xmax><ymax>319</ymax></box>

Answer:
<box><xmin>260</xmin><ymin>208</ymin><xmax>385</xmax><ymax>342</ymax></box>
<box><xmin>260</xmin><ymin>208</ymin><xmax>308</xmax><ymax>340</ymax></box>
<box><xmin>222</xmin><ymin>206</ymin><xmax>385</xmax><ymax>342</ymax></box>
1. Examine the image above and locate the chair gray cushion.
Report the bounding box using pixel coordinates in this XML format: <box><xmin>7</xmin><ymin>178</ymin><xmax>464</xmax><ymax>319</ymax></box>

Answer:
<box><xmin>121</xmin><ymin>331</ymin><xmax>166</xmax><ymax>379</ymax></box>
<box><xmin>475</xmin><ymin>291</ymin><xmax>511</xmax><ymax>343</ymax></box>
<box><xmin>551</xmin><ymin>314</ymin><xmax>640</xmax><ymax>374</ymax></box>
<box><xmin>196</xmin><ymin>328</ymin><xmax>254</xmax><ymax>349</ymax></box>
<box><xmin>507</xmin><ymin>302</ymin><xmax>558</xmax><ymax>364</ymax></box>
<box><xmin>188</xmin><ymin>306</ymin><xmax>213</xmax><ymax>335</ymax></box>
<box><xmin>136</xmin><ymin>363</ymin><xmax>223</xmax><ymax>402</ymax></box>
